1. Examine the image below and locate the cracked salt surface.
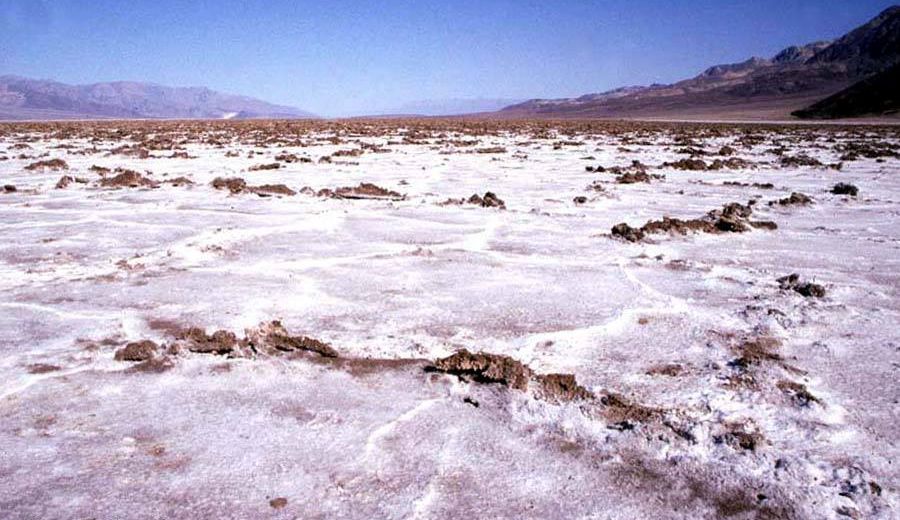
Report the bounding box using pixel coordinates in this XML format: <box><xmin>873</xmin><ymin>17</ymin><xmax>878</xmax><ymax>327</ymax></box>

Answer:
<box><xmin>0</xmin><ymin>120</ymin><xmax>898</xmax><ymax>518</ymax></box>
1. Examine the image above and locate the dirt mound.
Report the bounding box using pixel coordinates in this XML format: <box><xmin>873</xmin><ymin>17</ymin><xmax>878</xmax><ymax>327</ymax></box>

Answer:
<box><xmin>729</xmin><ymin>337</ymin><xmax>783</xmax><ymax>369</ymax></box>
<box><xmin>536</xmin><ymin>373</ymin><xmax>594</xmax><ymax>402</ymax></box>
<box><xmin>611</xmin><ymin>201</ymin><xmax>774</xmax><ymax>242</ymax></box>
<box><xmin>776</xmin><ymin>380</ymin><xmax>821</xmax><ymax>407</ymax></box>
<box><xmin>55</xmin><ymin>175</ymin><xmax>87</xmax><ymax>189</ymax></box>
<box><xmin>319</xmin><ymin>183</ymin><xmax>405</xmax><ymax>201</ymax></box>
<box><xmin>177</xmin><ymin>327</ymin><xmax>241</xmax><ymax>355</ymax></box>
<box><xmin>708</xmin><ymin>157</ymin><xmax>755</xmax><ymax>170</ymax></box>
<box><xmin>246</xmin><ymin>320</ymin><xmax>338</xmax><ymax>358</ymax></box>
<box><xmin>429</xmin><ymin>349</ymin><xmax>593</xmax><ymax>402</ymax></box>
<box><xmin>269</xmin><ymin>498</ymin><xmax>288</xmax><ymax>509</ymax></box>
<box><xmin>27</xmin><ymin>363</ymin><xmax>61</xmax><ymax>374</ymax></box>
<box><xmin>599</xmin><ymin>392</ymin><xmax>660</xmax><ymax>425</ymax></box>
<box><xmin>780</xmin><ymin>154</ymin><xmax>822</xmax><ymax>167</ymax></box>
<box><xmin>723</xmin><ymin>181</ymin><xmax>773</xmax><ymax>189</ymax></box>
<box><xmin>442</xmin><ymin>192</ymin><xmax>506</xmax><ymax>208</ymax></box>
<box><xmin>646</xmin><ymin>363</ymin><xmax>684</xmax><ymax>377</ymax></box>
<box><xmin>99</xmin><ymin>168</ymin><xmax>159</xmax><ymax>188</ymax></box>
<box><xmin>25</xmin><ymin>158</ymin><xmax>68</xmax><ymax>171</ymax></box>
<box><xmin>430</xmin><ymin>349</ymin><xmax>532</xmax><ymax>390</ymax></box>
<box><xmin>714</xmin><ymin>422</ymin><xmax>764</xmax><ymax>451</ymax></box>
<box><xmin>253</xmin><ymin>184</ymin><xmax>296</xmax><ymax>197</ymax></box>
<box><xmin>777</xmin><ymin>273</ymin><xmax>826</xmax><ymax>298</ymax></box>
<box><xmin>610</xmin><ymin>223</ymin><xmax>646</xmax><ymax>242</ymax></box>
<box><xmin>129</xmin><ymin>357</ymin><xmax>175</xmax><ymax>373</ymax></box>
<box><xmin>211</xmin><ymin>177</ymin><xmax>295</xmax><ymax>197</ymax></box>
<box><xmin>275</xmin><ymin>153</ymin><xmax>311</xmax><ymax>163</ymax></box>
<box><xmin>831</xmin><ymin>182</ymin><xmax>859</xmax><ymax>196</ymax></box>
<box><xmin>467</xmin><ymin>192</ymin><xmax>506</xmax><ymax>208</ymax></box>
<box><xmin>249</xmin><ymin>162</ymin><xmax>281</xmax><ymax>171</ymax></box>
<box><xmin>770</xmin><ymin>192</ymin><xmax>812</xmax><ymax>206</ymax></box>
<box><xmin>616</xmin><ymin>171</ymin><xmax>651</xmax><ymax>184</ymax></box>
<box><xmin>664</xmin><ymin>158</ymin><xmax>708</xmax><ymax>171</ymax></box>
<box><xmin>165</xmin><ymin>176</ymin><xmax>194</xmax><ymax>186</ymax></box>
<box><xmin>114</xmin><ymin>340</ymin><xmax>159</xmax><ymax>362</ymax></box>
<box><xmin>211</xmin><ymin>177</ymin><xmax>248</xmax><ymax>194</ymax></box>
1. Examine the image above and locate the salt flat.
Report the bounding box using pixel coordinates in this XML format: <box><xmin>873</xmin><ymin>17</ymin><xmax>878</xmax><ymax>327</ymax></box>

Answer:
<box><xmin>0</xmin><ymin>120</ymin><xmax>898</xmax><ymax>519</ymax></box>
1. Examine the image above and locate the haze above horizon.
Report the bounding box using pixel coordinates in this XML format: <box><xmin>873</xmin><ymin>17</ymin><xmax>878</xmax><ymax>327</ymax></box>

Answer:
<box><xmin>2</xmin><ymin>0</ymin><xmax>896</xmax><ymax>117</ymax></box>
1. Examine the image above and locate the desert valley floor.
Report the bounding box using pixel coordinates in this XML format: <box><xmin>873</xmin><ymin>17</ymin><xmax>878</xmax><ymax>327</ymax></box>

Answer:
<box><xmin>0</xmin><ymin>119</ymin><xmax>898</xmax><ymax>519</ymax></box>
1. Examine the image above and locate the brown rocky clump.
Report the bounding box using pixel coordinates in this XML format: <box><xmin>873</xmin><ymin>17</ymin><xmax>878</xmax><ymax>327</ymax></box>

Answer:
<box><xmin>777</xmin><ymin>273</ymin><xmax>826</xmax><ymax>298</ymax></box>
<box><xmin>3</xmin><ymin>185</ymin><xmax>16</xmax><ymax>193</ymax></box>
<box><xmin>729</xmin><ymin>337</ymin><xmax>783</xmax><ymax>370</ymax></box>
<box><xmin>318</xmin><ymin>183</ymin><xmax>405</xmax><ymax>201</ymax></box>
<box><xmin>610</xmin><ymin>223</ymin><xmax>646</xmax><ymax>242</ymax></box>
<box><xmin>664</xmin><ymin>158</ymin><xmax>708</xmax><ymax>171</ymax></box>
<box><xmin>253</xmin><ymin>184</ymin><xmax>296</xmax><ymax>197</ymax></box>
<box><xmin>430</xmin><ymin>349</ymin><xmax>532</xmax><ymax>390</ymax></box>
<box><xmin>333</xmin><ymin>148</ymin><xmax>363</xmax><ymax>157</ymax></box>
<box><xmin>246</xmin><ymin>320</ymin><xmax>338</xmax><ymax>358</ymax></box>
<box><xmin>25</xmin><ymin>158</ymin><xmax>69</xmax><ymax>171</ymax></box>
<box><xmin>428</xmin><ymin>349</ymin><xmax>593</xmax><ymax>403</ymax></box>
<box><xmin>249</xmin><ymin>162</ymin><xmax>281</xmax><ymax>171</ymax></box>
<box><xmin>573</xmin><ymin>196</ymin><xmax>588</xmax><ymax>204</ymax></box>
<box><xmin>780</xmin><ymin>154</ymin><xmax>822</xmax><ymax>167</ymax></box>
<box><xmin>776</xmin><ymin>380</ymin><xmax>821</xmax><ymax>407</ymax></box>
<box><xmin>831</xmin><ymin>183</ymin><xmax>859</xmax><ymax>196</ymax></box>
<box><xmin>646</xmin><ymin>363</ymin><xmax>684</xmax><ymax>377</ymax></box>
<box><xmin>718</xmin><ymin>145</ymin><xmax>736</xmax><ymax>156</ymax></box>
<box><xmin>114</xmin><ymin>340</ymin><xmax>159</xmax><ymax>362</ymax></box>
<box><xmin>467</xmin><ymin>192</ymin><xmax>506</xmax><ymax>208</ymax></box>
<box><xmin>130</xmin><ymin>356</ymin><xmax>175</xmax><ymax>373</ymax></box>
<box><xmin>55</xmin><ymin>175</ymin><xmax>88</xmax><ymax>189</ymax></box>
<box><xmin>165</xmin><ymin>176</ymin><xmax>194</xmax><ymax>186</ymax></box>
<box><xmin>616</xmin><ymin>171</ymin><xmax>651</xmax><ymax>184</ymax></box>
<box><xmin>708</xmin><ymin>157</ymin><xmax>755</xmax><ymax>170</ymax></box>
<box><xmin>770</xmin><ymin>192</ymin><xmax>812</xmax><ymax>206</ymax></box>
<box><xmin>723</xmin><ymin>181</ymin><xmax>774</xmax><ymax>189</ymax></box>
<box><xmin>211</xmin><ymin>177</ymin><xmax>248</xmax><ymax>194</ymax></box>
<box><xmin>27</xmin><ymin>363</ymin><xmax>61</xmax><ymax>374</ymax></box>
<box><xmin>211</xmin><ymin>177</ymin><xmax>295</xmax><ymax>197</ymax></box>
<box><xmin>99</xmin><ymin>168</ymin><xmax>159</xmax><ymax>188</ymax></box>
<box><xmin>599</xmin><ymin>392</ymin><xmax>660</xmax><ymax>426</ymax></box>
<box><xmin>177</xmin><ymin>328</ymin><xmax>241</xmax><ymax>355</ymax></box>
<box><xmin>275</xmin><ymin>153</ymin><xmax>310</xmax><ymax>163</ymax></box>
<box><xmin>536</xmin><ymin>373</ymin><xmax>594</xmax><ymax>402</ymax></box>
<box><xmin>715</xmin><ymin>422</ymin><xmax>764</xmax><ymax>451</ymax></box>
<box><xmin>269</xmin><ymin>498</ymin><xmax>288</xmax><ymax>509</ymax></box>
<box><xmin>611</xmin><ymin>201</ymin><xmax>774</xmax><ymax>242</ymax></box>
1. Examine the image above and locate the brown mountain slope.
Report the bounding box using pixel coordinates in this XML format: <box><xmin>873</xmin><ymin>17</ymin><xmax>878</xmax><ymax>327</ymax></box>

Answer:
<box><xmin>793</xmin><ymin>62</ymin><xmax>900</xmax><ymax>119</ymax></box>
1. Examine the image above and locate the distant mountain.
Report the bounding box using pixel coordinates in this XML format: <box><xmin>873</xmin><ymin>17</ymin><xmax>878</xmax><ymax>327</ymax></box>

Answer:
<box><xmin>500</xmin><ymin>6</ymin><xmax>900</xmax><ymax>120</ymax></box>
<box><xmin>384</xmin><ymin>98</ymin><xmax>525</xmax><ymax>116</ymax></box>
<box><xmin>0</xmin><ymin>76</ymin><xmax>316</xmax><ymax>120</ymax></box>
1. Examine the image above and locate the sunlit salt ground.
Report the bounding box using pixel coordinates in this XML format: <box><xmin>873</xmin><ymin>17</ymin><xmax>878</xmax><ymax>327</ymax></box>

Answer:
<box><xmin>0</xmin><ymin>121</ymin><xmax>898</xmax><ymax>519</ymax></box>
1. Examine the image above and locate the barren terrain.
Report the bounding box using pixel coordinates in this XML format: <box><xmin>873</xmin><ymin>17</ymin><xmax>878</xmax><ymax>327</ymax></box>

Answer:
<box><xmin>0</xmin><ymin>119</ymin><xmax>898</xmax><ymax>519</ymax></box>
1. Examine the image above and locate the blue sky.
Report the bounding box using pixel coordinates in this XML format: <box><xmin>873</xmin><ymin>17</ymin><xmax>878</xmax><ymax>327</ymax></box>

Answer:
<box><xmin>1</xmin><ymin>0</ymin><xmax>896</xmax><ymax>116</ymax></box>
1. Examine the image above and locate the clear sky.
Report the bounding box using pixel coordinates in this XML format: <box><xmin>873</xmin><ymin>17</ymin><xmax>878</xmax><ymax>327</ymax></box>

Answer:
<box><xmin>1</xmin><ymin>0</ymin><xmax>896</xmax><ymax>116</ymax></box>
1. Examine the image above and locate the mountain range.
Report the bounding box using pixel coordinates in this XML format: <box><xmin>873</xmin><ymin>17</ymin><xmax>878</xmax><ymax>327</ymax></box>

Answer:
<box><xmin>2</xmin><ymin>6</ymin><xmax>897</xmax><ymax>121</ymax></box>
<box><xmin>0</xmin><ymin>76</ymin><xmax>316</xmax><ymax>120</ymax></box>
<box><xmin>499</xmin><ymin>5</ymin><xmax>900</xmax><ymax>120</ymax></box>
